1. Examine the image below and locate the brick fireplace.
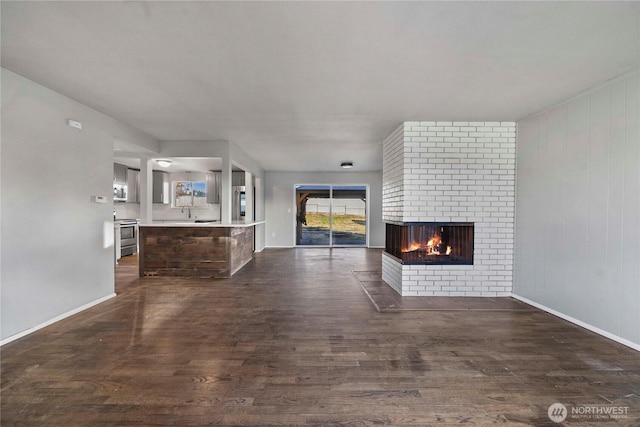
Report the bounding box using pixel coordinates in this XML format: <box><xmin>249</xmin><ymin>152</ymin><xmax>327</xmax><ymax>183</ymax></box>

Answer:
<box><xmin>382</xmin><ymin>121</ymin><xmax>516</xmax><ymax>296</ymax></box>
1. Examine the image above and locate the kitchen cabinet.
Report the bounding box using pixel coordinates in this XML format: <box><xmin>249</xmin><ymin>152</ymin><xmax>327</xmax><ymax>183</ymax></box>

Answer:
<box><xmin>126</xmin><ymin>169</ymin><xmax>140</xmax><ymax>203</ymax></box>
<box><xmin>114</xmin><ymin>163</ymin><xmax>128</xmax><ymax>202</ymax></box>
<box><xmin>232</xmin><ymin>171</ymin><xmax>245</xmax><ymax>186</ymax></box>
<box><xmin>153</xmin><ymin>170</ymin><xmax>169</xmax><ymax>204</ymax></box>
<box><xmin>206</xmin><ymin>172</ymin><xmax>221</xmax><ymax>204</ymax></box>
<box><xmin>114</xmin><ymin>163</ymin><xmax>128</xmax><ymax>184</ymax></box>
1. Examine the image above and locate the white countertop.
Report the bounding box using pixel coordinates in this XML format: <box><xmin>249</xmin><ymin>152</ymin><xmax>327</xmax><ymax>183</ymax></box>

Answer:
<box><xmin>140</xmin><ymin>220</ymin><xmax>265</xmax><ymax>228</ymax></box>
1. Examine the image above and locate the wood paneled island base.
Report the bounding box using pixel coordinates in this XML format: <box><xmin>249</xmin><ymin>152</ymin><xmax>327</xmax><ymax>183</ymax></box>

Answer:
<box><xmin>139</xmin><ymin>224</ymin><xmax>255</xmax><ymax>278</ymax></box>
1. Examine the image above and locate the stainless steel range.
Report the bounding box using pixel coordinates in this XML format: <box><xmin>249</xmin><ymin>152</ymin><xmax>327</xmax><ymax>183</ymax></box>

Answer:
<box><xmin>116</xmin><ymin>219</ymin><xmax>138</xmax><ymax>256</ymax></box>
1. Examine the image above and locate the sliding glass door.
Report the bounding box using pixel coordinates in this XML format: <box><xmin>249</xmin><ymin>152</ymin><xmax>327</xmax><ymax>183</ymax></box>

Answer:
<box><xmin>296</xmin><ymin>185</ymin><xmax>331</xmax><ymax>245</ymax></box>
<box><xmin>331</xmin><ymin>185</ymin><xmax>367</xmax><ymax>245</ymax></box>
<box><xmin>295</xmin><ymin>185</ymin><xmax>367</xmax><ymax>247</ymax></box>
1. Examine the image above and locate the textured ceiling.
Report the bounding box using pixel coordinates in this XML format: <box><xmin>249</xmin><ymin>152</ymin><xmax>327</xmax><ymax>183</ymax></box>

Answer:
<box><xmin>2</xmin><ymin>1</ymin><xmax>638</xmax><ymax>172</ymax></box>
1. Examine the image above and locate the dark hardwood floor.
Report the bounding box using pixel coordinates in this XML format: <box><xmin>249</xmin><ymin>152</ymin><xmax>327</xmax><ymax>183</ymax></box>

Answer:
<box><xmin>2</xmin><ymin>248</ymin><xmax>639</xmax><ymax>426</ymax></box>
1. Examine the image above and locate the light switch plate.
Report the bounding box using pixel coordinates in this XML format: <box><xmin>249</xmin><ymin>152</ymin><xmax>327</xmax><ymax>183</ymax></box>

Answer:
<box><xmin>67</xmin><ymin>119</ymin><xmax>82</xmax><ymax>130</ymax></box>
<box><xmin>94</xmin><ymin>195</ymin><xmax>107</xmax><ymax>204</ymax></box>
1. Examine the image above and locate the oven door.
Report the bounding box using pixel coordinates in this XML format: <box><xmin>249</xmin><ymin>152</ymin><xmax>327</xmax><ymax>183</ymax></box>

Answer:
<box><xmin>120</xmin><ymin>223</ymin><xmax>137</xmax><ymax>247</ymax></box>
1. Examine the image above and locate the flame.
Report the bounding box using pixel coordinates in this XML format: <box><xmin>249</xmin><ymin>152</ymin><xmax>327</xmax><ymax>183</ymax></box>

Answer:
<box><xmin>426</xmin><ymin>234</ymin><xmax>441</xmax><ymax>254</ymax></box>
<box><xmin>406</xmin><ymin>242</ymin><xmax>421</xmax><ymax>252</ymax></box>
<box><xmin>426</xmin><ymin>236</ymin><xmax>440</xmax><ymax>248</ymax></box>
<box><xmin>401</xmin><ymin>233</ymin><xmax>452</xmax><ymax>256</ymax></box>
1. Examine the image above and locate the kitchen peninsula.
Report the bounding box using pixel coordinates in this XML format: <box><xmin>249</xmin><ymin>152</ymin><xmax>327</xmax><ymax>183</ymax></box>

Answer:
<box><xmin>138</xmin><ymin>221</ymin><xmax>264</xmax><ymax>278</ymax></box>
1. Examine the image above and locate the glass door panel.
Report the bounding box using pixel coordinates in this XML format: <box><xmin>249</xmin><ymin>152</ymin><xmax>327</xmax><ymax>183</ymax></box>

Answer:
<box><xmin>331</xmin><ymin>186</ymin><xmax>367</xmax><ymax>246</ymax></box>
<box><xmin>296</xmin><ymin>185</ymin><xmax>331</xmax><ymax>245</ymax></box>
<box><xmin>296</xmin><ymin>185</ymin><xmax>367</xmax><ymax>247</ymax></box>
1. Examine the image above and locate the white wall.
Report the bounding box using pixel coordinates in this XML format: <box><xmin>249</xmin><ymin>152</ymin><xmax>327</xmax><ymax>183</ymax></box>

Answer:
<box><xmin>514</xmin><ymin>70</ymin><xmax>640</xmax><ymax>348</ymax></box>
<box><xmin>265</xmin><ymin>172</ymin><xmax>384</xmax><ymax>248</ymax></box>
<box><xmin>1</xmin><ymin>68</ymin><xmax>158</xmax><ymax>342</ymax></box>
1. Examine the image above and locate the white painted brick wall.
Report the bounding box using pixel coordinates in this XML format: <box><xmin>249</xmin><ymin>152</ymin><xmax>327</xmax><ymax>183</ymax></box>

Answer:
<box><xmin>382</xmin><ymin>124</ymin><xmax>406</xmax><ymax>223</ymax></box>
<box><xmin>382</xmin><ymin>121</ymin><xmax>516</xmax><ymax>296</ymax></box>
<box><xmin>381</xmin><ymin>252</ymin><xmax>403</xmax><ymax>294</ymax></box>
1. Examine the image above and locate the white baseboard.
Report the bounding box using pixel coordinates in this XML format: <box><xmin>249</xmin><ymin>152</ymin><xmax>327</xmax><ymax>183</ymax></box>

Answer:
<box><xmin>264</xmin><ymin>246</ymin><xmax>385</xmax><ymax>249</ymax></box>
<box><xmin>511</xmin><ymin>293</ymin><xmax>640</xmax><ymax>352</ymax></box>
<box><xmin>0</xmin><ymin>293</ymin><xmax>117</xmax><ymax>346</ymax></box>
<box><xmin>265</xmin><ymin>246</ymin><xmax>384</xmax><ymax>249</ymax></box>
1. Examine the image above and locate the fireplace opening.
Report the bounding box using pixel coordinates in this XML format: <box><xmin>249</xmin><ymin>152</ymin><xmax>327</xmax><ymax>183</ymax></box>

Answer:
<box><xmin>385</xmin><ymin>222</ymin><xmax>474</xmax><ymax>265</ymax></box>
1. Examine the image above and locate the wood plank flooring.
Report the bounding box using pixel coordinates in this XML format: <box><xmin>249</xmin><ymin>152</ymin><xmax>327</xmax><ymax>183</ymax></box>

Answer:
<box><xmin>2</xmin><ymin>248</ymin><xmax>639</xmax><ymax>426</ymax></box>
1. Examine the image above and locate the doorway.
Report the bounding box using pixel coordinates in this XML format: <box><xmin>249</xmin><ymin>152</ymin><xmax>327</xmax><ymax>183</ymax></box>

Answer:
<box><xmin>295</xmin><ymin>185</ymin><xmax>367</xmax><ymax>247</ymax></box>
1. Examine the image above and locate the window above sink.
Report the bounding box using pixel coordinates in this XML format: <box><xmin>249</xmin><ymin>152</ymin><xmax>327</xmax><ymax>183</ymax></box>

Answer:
<box><xmin>172</xmin><ymin>181</ymin><xmax>207</xmax><ymax>207</ymax></box>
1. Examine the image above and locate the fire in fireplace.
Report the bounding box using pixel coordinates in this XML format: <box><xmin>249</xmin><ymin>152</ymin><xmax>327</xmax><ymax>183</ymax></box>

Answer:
<box><xmin>385</xmin><ymin>222</ymin><xmax>474</xmax><ymax>265</ymax></box>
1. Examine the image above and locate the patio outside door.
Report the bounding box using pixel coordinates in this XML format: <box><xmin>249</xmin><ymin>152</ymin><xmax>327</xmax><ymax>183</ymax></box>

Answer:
<box><xmin>295</xmin><ymin>185</ymin><xmax>367</xmax><ymax>247</ymax></box>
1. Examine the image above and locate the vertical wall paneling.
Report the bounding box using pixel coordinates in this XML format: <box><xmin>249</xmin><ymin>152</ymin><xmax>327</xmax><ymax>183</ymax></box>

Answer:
<box><xmin>529</xmin><ymin>114</ymin><xmax>543</xmax><ymax>303</ymax></box>
<box><xmin>620</xmin><ymin>74</ymin><xmax>640</xmax><ymax>345</ymax></box>
<box><xmin>563</xmin><ymin>95</ymin><xmax>590</xmax><ymax>320</ymax></box>
<box><xmin>546</xmin><ymin>105</ymin><xmax>568</xmax><ymax>312</ymax></box>
<box><xmin>537</xmin><ymin>113</ymin><xmax>550</xmax><ymax>306</ymax></box>
<box><xmin>515</xmin><ymin>70</ymin><xmax>640</xmax><ymax>348</ymax></box>
<box><xmin>605</xmin><ymin>80</ymin><xmax>626</xmax><ymax>335</ymax></box>
<box><xmin>514</xmin><ymin>119</ymin><xmax>539</xmax><ymax>301</ymax></box>
<box><xmin>586</xmin><ymin>86</ymin><xmax>611</xmax><ymax>328</ymax></box>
